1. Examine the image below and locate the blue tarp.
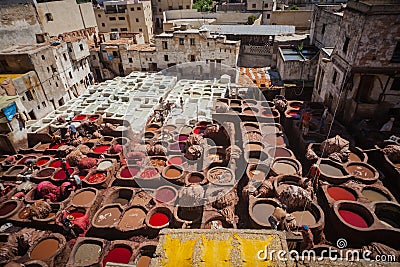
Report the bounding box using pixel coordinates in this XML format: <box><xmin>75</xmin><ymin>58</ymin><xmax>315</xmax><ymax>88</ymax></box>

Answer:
<box><xmin>2</xmin><ymin>102</ymin><xmax>17</xmax><ymax>121</ymax></box>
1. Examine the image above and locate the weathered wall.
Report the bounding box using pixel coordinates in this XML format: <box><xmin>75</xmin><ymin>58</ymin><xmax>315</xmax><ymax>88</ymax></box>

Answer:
<box><xmin>79</xmin><ymin>2</ymin><xmax>98</xmax><ymax>30</ymax></box>
<box><xmin>277</xmin><ymin>52</ymin><xmax>318</xmax><ymax>81</ymax></box>
<box><xmin>0</xmin><ymin>3</ymin><xmax>42</xmax><ymax>50</ymax></box>
<box><xmin>310</xmin><ymin>5</ymin><xmax>342</xmax><ymax>49</ymax></box>
<box><xmin>270</xmin><ymin>10</ymin><xmax>312</xmax><ymax>31</ymax></box>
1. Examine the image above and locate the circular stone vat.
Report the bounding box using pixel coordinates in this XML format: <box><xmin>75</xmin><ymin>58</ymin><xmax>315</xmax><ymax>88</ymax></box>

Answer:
<box><xmin>263</xmin><ymin>133</ymin><xmax>286</xmax><ymax>147</ymax></box>
<box><xmin>93</xmin><ymin>205</ymin><xmax>122</xmax><ymax>227</ymax></box>
<box><xmin>285</xmin><ymin>109</ymin><xmax>300</xmax><ymax>119</ymax></box>
<box><xmin>149</xmin><ymin>156</ymin><xmax>167</xmax><ymax>168</ymax></box>
<box><xmin>245</xmin><ymin>142</ymin><xmax>264</xmax><ymax>152</ymax></box>
<box><xmin>289</xmin><ymin>101</ymin><xmax>302</xmax><ymax>110</ymax></box>
<box><xmin>71</xmin><ymin>188</ymin><xmax>97</xmax><ymax>206</ymax></box>
<box><xmin>154</xmin><ymin>186</ymin><xmax>177</xmax><ymax>204</ymax></box>
<box><xmin>144</xmin><ymin>132</ymin><xmax>155</xmax><ymax>140</ymax></box>
<box><xmin>174</xmin><ymin>134</ymin><xmax>189</xmax><ymax>142</ymax></box>
<box><xmin>103</xmin><ymin>246</ymin><xmax>132</xmax><ymax>266</ymax></box>
<box><xmin>167</xmin><ymin>156</ymin><xmax>186</xmax><ymax>166</ymax></box>
<box><xmin>327</xmin><ymin>186</ymin><xmax>357</xmax><ymax>201</ymax></box>
<box><xmin>267</xmin><ymin>147</ymin><xmax>293</xmax><ymax>159</ymax></box>
<box><xmin>36</xmin><ymin>168</ymin><xmax>56</xmax><ymax>178</ymax></box>
<box><xmin>18</xmin><ymin>155</ymin><xmax>37</xmax><ymax>165</ymax></box>
<box><xmin>85</xmin><ymin>172</ymin><xmax>107</xmax><ymax>184</ymax></box>
<box><xmin>177</xmin><ymin>206</ymin><xmax>203</xmax><ymax>222</ymax></box>
<box><xmin>243</xmin><ymin>107</ymin><xmax>259</xmax><ymax>115</ymax></box>
<box><xmin>251</xmin><ymin>200</ymin><xmax>279</xmax><ymax>227</ymax></box>
<box><xmin>272</xmin><ymin>158</ymin><xmax>300</xmax><ymax>176</ymax></box>
<box><xmin>319</xmin><ymin>160</ymin><xmax>349</xmax><ymax>183</ymax></box>
<box><xmin>320</xmin><ymin>162</ymin><xmax>345</xmax><ymax>176</ymax></box>
<box><xmin>120</xmin><ymin>166</ymin><xmax>140</xmax><ymax>179</ymax></box>
<box><xmin>53</xmin><ymin>168</ymin><xmax>74</xmax><ymax>181</ymax></box>
<box><xmin>112</xmin><ymin>188</ymin><xmax>133</xmax><ymax>205</ymax></box>
<box><xmin>36</xmin><ymin>157</ymin><xmax>51</xmax><ymax>167</ymax></box>
<box><xmin>164</xmin><ymin>125</ymin><xmax>177</xmax><ymax>132</ymax></box>
<box><xmin>118</xmin><ymin>207</ymin><xmax>146</xmax><ymax>230</ymax></box>
<box><xmin>97</xmin><ymin>160</ymin><xmax>113</xmax><ymax>171</ymax></box>
<box><xmin>49</xmin><ymin>159</ymin><xmax>70</xmax><ymax>169</ymax></box>
<box><xmin>146</xmin><ymin>124</ymin><xmax>160</xmax><ymax>132</ymax></box>
<box><xmin>93</xmin><ymin>145</ymin><xmax>110</xmax><ymax>154</ymax></box>
<box><xmin>336</xmin><ymin>202</ymin><xmax>374</xmax><ymax>229</ymax></box>
<box><xmin>207</xmin><ymin>167</ymin><xmax>233</xmax><ymax>185</ymax></box>
<box><xmin>0</xmin><ymin>200</ymin><xmax>19</xmax><ymax>218</ymax></box>
<box><xmin>345</xmin><ymin>162</ymin><xmax>377</xmax><ymax>181</ymax></box>
<box><xmin>73</xmin><ymin>114</ymin><xmax>87</xmax><ymax>121</ymax></box>
<box><xmin>244</xmin><ymin>123</ymin><xmax>259</xmax><ymax>132</ymax></box>
<box><xmin>139</xmin><ymin>168</ymin><xmax>158</xmax><ymax>179</ymax></box>
<box><xmin>374</xmin><ymin>202</ymin><xmax>400</xmax><ymax>228</ymax></box>
<box><xmin>30</xmin><ymin>238</ymin><xmax>59</xmax><ymax>260</ymax></box>
<box><xmin>74</xmin><ymin>242</ymin><xmax>102</xmax><ymax>265</ymax></box>
<box><xmin>187</xmin><ymin>172</ymin><xmax>205</xmax><ymax>184</ymax></box>
<box><xmin>146</xmin><ymin>207</ymin><xmax>172</xmax><ymax>229</ymax></box>
<box><xmin>193</xmin><ymin>126</ymin><xmax>206</xmax><ymax>135</ymax></box>
<box><xmin>162</xmin><ymin>165</ymin><xmax>183</xmax><ymax>182</ymax></box>
<box><xmin>246</xmin><ymin>131</ymin><xmax>262</xmax><ymax>142</ymax></box>
<box><xmin>348</xmin><ymin>152</ymin><xmax>362</xmax><ymax>162</ymax></box>
<box><xmin>247</xmin><ymin>164</ymin><xmax>268</xmax><ymax>181</ymax></box>
<box><xmin>5</xmin><ymin>165</ymin><xmax>26</xmax><ymax>176</ymax></box>
<box><xmin>362</xmin><ymin>187</ymin><xmax>390</xmax><ymax>202</ymax></box>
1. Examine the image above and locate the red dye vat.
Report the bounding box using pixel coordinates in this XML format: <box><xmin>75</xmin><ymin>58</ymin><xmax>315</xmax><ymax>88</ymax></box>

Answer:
<box><xmin>338</xmin><ymin>210</ymin><xmax>369</xmax><ymax>228</ymax></box>
<box><xmin>93</xmin><ymin>145</ymin><xmax>110</xmax><ymax>153</ymax></box>
<box><xmin>327</xmin><ymin>187</ymin><xmax>356</xmax><ymax>201</ymax></box>
<box><xmin>193</xmin><ymin>127</ymin><xmax>206</xmax><ymax>134</ymax></box>
<box><xmin>18</xmin><ymin>157</ymin><xmax>34</xmax><ymax>164</ymax></box>
<box><xmin>175</xmin><ymin>135</ymin><xmax>189</xmax><ymax>141</ymax></box>
<box><xmin>49</xmin><ymin>160</ymin><xmax>70</xmax><ymax>169</ymax></box>
<box><xmin>73</xmin><ymin>115</ymin><xmax>86</xmax><ymax>121</ymax></box>
<box><xmin>0</xmin><ymin>202</ymin><xmax>17</xmax><ymax>216</ymax></box>
<box><xmin>167</xmin><ymin>157</ymin><xmax>183</xmax><ymax>165</ymax></box>
<box><xmin>120</xmin><ymin>167</ymin><xmax>139</xmax><ymax>178</ymax></box>
<box><xmin>49</xmin><ymin>142</ymin><xmax>66</xmax><ymax>149</ymax></box>
<box><xmin>149</xmin><ymin>212</ymin><xmax>169</xmax><ymax>227</ymax></box>
<box><xmin>53</xmin><ymin>168</ymin><xmax>74</xmax><ymax>180</ymax></box>
<box><xmin>69</xmin><ymin>211</ymin><xmax>85</xmax><ymax>219</ymax></box>
<box><xmin>155</xmin><ymin>188</ymin><xmax>176</xmax><ymax>203</ymax></box>
<box><xmin>288</xmin><ymin>111</ymin><xmax>300</xmax><ymax>118</ymax></box>
<box><xmin>291</xmin><ymin>105</ymin><xmax>301</xmax><ymax>110</ymax></box>
<box><xmin>36</xmin><ymin>158</ymin><xmax>49</xmax><ymax>166</ymax></box>
<box><xmin>262</xmin><ymin>112</ymin><xmax>274</xmax><ymax>117</ymax></box>
<box><xmin>103</xmin><ymin>247</ymin><xmax>132</xmax><ymax>266</ymax></box>
<box><xmin>88</xmin><ymin>116</ymin><xmax>99</xmax><ymax>122</ymax></box>
<box><xmin>140</xmin><ymin>169</ymin><xmax>158</xmax><ymax>179</ymax></box>
<box><xmin>86</xmin><ymin>173</ymin><xmax>106</xmax><ymax>183</ymax></box>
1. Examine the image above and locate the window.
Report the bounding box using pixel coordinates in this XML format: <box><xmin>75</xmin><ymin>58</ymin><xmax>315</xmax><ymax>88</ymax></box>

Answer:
<box><xmin>390</xmin><ymin>77</ymin><xmax>400</xmax><ymax>91</ymax></box>
<box><xmin>159</xmin><ymin>8</ymin><xmax>162</xmax><ymax>12</ymax></box>
<box><xmin>45</xmin><ymin>13</ymin><xmax>53</xmax><ymax>22</ymax></box>
<box><xmin>267</xmin><ymin>13</ymin><xmax>270</xmax><ymax>19</ymax></box>
<box><xmin>130</xmin><ymin>7</ymin><xmax>134</xmax><ymax>11</ymax></box>
<box><xmin>179</xmin><ymin>38</ymin><xmax>184</xmax><ymax>45</ymax></box>
<box><xmin>112</xmin><ymin>51</ymin><xmax>118</xmax><ymax>57</ymax></box>
<box><xmin>98</xmin><ymin>14</ymin><xmax>101</xmax><ymax>18</ymax></box>
<box><xmin>136</xmin><ymin>18</ymin><xmax>139</xmax><ymax>22</ymax></box>
<box><xmin>186</xmin><ymin>5</ymin><xmax>190</xmax><ymax>9</ymax></box>
<box><xmin>190</xmin><ymin>38</ymin><xmax>195</xmax><ymax>46</ymax></box>
<box><xmin>190</xmin><ymin>55</ymin><xmax>195</xmax><ymax>62</ymax></box>
<box><xmin>42</xmin><ymin>101</ymin><xmax>47</xmax><ymax>107</ymax></box>
<box><xmin>168</xmin><ymin>6</ymin><xmax>173</xmax><ymax>10</ymax></box>
<box><xmin>137</xmin><ymin>7</ymin><xmax>141</xmax><ymax>10</ymax></box>
<box><xmin>109</xmin><ymin>17</ymin><xmax>116</xmax><ymax>21</ymax></box>
<box><xmin>332</xmin><ymin>70</ymin><xmax>338</xmax><ymax>85</ymax></box>
<box><xmin>343</xmin><ymin>37</ymin><xmax>350</xmax><ymax>53</ymax></box>
<box><xmin>162</xmin><ymin>41</ymin><xmax>168</xmax><ymax>49</ymax></box>
<box><xmin>164</xmin><ymin>55</ymin><xmax>169</xmax><ymax>61</ymax></box>
<box><xmin>264</xmin><ymin>3</ymin><xmax>268</xmax><ymax>8</ymax></box>
<box><xmin>252</xmin><ymin>3</ymin><xmax>256</xmax><ymax>8</ymax></box>
<box><xmin>179</xmin><ymin>5</ymin><xmax>183</xmax><ymax>9</ymax></box>
<box><xmin>26</xmin><ymin>91</ymin><xmax>34</xmax><ymax>101</ymax></box>
<box><xmin>139</xmin><ymin>28</ymin><xmax>142</xmax><ymax>32</ymax></box>
<box><xmin>121</xmin><ymin>28</ymin><xmax>128</xmax><ymax>31</ymax></box>
<box><xmin>391</xmin><ymin>41</ymin><xmax>400</xmax><ymax>63</ymax></box>
<box><xmin>129</xmin><ymin>58</ymin><xmax>133</xmax><ymax>63</ymax></box>
<box><xmin>47</xmin><ymin>66</ymin><xmax>50</xmax><ymax>73</ymax></box>
<box><xmin>63</xmin><ymin>53</ymin><xmax>67</xmax><ymax>61</ymax></box>
<box><xmin>41</xmin><ymin>55</ymin><xmax>45</xmax><ymax>60</ymax></box>
<box><xmin>79</xmin><ymin>44</ymin><xmax>84</xmax><ymax>51</ymax></box>
<box><xmin>69</xmin><ymin>72</ymin><xmax>73</xmax><ymax>79</ymax></box>
<box><xmin>111</xmin><ymin>28</ymin><xmax>118</xmax><ymax>32</ymax></box>
<box><xmin>101</xmin><ymin>23</ymin><xmax>105</xmax><ymax>27</ymax></box>
<box><xmin>119</xmin><ymin>17</ymin><xmax>125</xmax><ymax>20</ymax></box>
<box><xmin>92</xmin><ymin>55</ymin><xmax>96</xmax><ymax>60</ymax></box>
<box><xmin>55</xmin><ymin>82</ymin><xmax>58</xmax><ymax>87</ymax></box>
<box><xmin>322</xmin><ymin>24</ymin><xmax>326</xmax><ymax>35</ymax></box>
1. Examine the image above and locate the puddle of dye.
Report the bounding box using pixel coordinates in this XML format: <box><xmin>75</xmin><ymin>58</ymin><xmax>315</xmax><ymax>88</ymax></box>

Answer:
<box><xmin>155</xmin><ymin>188</ymin><xmax>176</xmax><ymax>203</ymax></box>
<box><xmin>249</xmin><ymin>169</ymin><xmax>266</xmax><ymax>180</ymax></box>
<box><xmin>319</xmin><ymin>163</ymin><xmax>344</xmax><ymax>176</ymax></box>
<box><xmin>327</xmin><ymin>187</ymin><xmax>356</xmax><ymax>201</ymax></box>
<box><xmin>72</xmin><ymin>191</ymin><xmax>96</xmax><ymax>206</ymax></box>
<box><xmin>70</xmin><ymin>211</ymin><xmax>85</xmax><ymax>219</ymax></box>
<box><xmin>291</xmin><ymin>210</ymin><xmax>317</xmax><ymax>226</ymax></box>
<box><xmin>74</xmin><ymin>243</ymin><xmax>102</xmax><ymax>264</ymax></box>
<box><xmin>252</xmin><ymin>203</ymin><xmax>275</xmax><ymax>225</ymax></box>
<box><xmin>103</xmin><ymin>247</ymin><xmax>132</xmax><ymax>266</ymax></box>
<box><xmin>53</xmin><ymin>168</ymin><xmax>74</xmax><ymax>180</ymax></box>
<box><xmin>188</xmin><ymin>174</ymin><xmax>203</xmax><ymax>183</ymax></box>
<box><xmin>338</xmin><ymin>210</ymin><xmax>368</xmax><ymax>228</ymax></box>
<box><xmin>346</xmin><ymin>165</ymin><xmax>374</xmax><ymax>178</ymax></box>
<box><xmin>93</xmin><ymin>145</ymin><xmax>110</xmax><ymax>153</ymax></box>
<box><xmin>120</xmin><ymin>167</ymin><xmax>139</xmax><ymax>178</ymax></box>
<box><xmin>362</xmin><ymin>189</ymin><xmax>389</xmax><ymax>201</ymax></box>
<box><xmin>0</xmin><ymin>202</ymin><xmax>17</xmax><ymax>216</ymax></box>
<box><xmin>273</xmin><ymin>162</ymin><xmax>297</xmax><ymax>175</ymax></box>
<box><xmin>88</xmin><ymin>116</ymin><xmax>98</xmax><ymax>122</ymax></box>
<box><xmin>98</xmin><ymin>160</ymin><xmax>112</xmax><ymax>171</ymax></box>
<box><xmin>30</xmin><ymin>238</ymin><xmax>59</xmax><ymax>260</ymax></box>
<box><xmin>149</xmin><ymin>212</ymin><xmax>169</xmax><ymax>227</ymax></box>
<box><xmin>167</xmin><ymin>157</ymin><xmax>184</xmax><ymax>165</ymax></box>
<box><xmin>36</xmin><ymin>158</ymin><xmax>49</xmax><ymax>166</ymax></box>
<box><xmin>119</xmin><ymin>208</ymin><xmax>146</xmax><ymax>229</ymax></box>
<box><xmin>95</xmin><ymin>207</ymin><xmax>121</xmax><ymax>226</ymax></box>
<box><xmin>73</xmin><ymin>115</ymin><xmax>86</xmax><ymax>121</ymax></box>
<box><xmin>37</xmin><ymin>168</ymin><xmax>54</xmax><ymax>177</ymax></box>
<box><xmin>348</xmin><ymin>152</ymin><xmax>362</xmax><ymax>162</ymax></box>
<box><xmin>136</xmin><ymin>255</ymin><xmax>151</xmax><ymax>267</ymax></box>
<box><xmin>165</xmin><ymin>168</ymin><xmax>181</xmax><ymax>178</ymax></box>
<box><xmin>140</xmin><ymin>169</ymin><xmax>158</xmax><ymax>179</ymax></box>
<box><xmin>86</xmin><ymin>173</ymin><xmax>106</xmax><ymax>183</ymax></box>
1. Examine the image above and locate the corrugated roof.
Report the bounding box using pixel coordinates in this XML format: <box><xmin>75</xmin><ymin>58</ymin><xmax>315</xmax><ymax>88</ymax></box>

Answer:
<box><xmin>199</xmin><ymin>25</ymin><xmax>295</xmax><ymax>36</ymax></box>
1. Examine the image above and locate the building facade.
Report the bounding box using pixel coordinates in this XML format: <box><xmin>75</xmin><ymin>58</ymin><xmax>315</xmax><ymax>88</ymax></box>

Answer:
<box><xmin>311</xmin><ymin>1</ymin><xmax>400</xmax><ymax>124</ymax></box>
<box><xmin>151</xmin><ymin>0</ymin><xmax>193</xmax><ymax>31</ymax></box>
<box><xmin>94</xmin><ymin>0</ymin><xmax>153</xmax><ymax>42</ymax></box>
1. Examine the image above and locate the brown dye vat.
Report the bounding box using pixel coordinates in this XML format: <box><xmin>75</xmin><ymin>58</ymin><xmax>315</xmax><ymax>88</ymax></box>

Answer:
<box><xmin>164</xmin><ymin>125</ymin><xmax>176</xmax><ymax>131</ymax></box>
<box><xmin>291</xmin><ymin>211</ymin><xmax>317</xmax><ymax>226</ymax></box>
<box><xmin>346</xmin><ymin>164</ymin><xmax>374</xmax><ymax>179</ymax></box>
<box><xmin>118</xmin><ymin>207</ymin><xmax>146</xmax><ymax>230</ymax></box>
<box><xmin>272</xmin><ymin>161</ymin><xmax>297</xmax><ymax>175</ymax></box>
<box><xmin>0</xmin><ymin>201</ymin><xmax>18</xmax><ymax>217</ymax></box>
<box><xmin>115</xmin><ymin>197</ymin><xmax>129</xmax><ymax>205</ymax></box>
<box><xmin>374</xmin><ymin>203</ymin><xmax>400</xmax><ymax>228</ymax></box>
<box><xmin>37</xmin><ymin>168</ymin><xmax>55</xmax><ymax>178</ymax></box>
<box><xmin>249</xmin><ymin>169</ymin><xmax>266</xmax><ymax>180</ymax></box>
<box><xmin>188</xmin><ymin>173</ymin><xmax>204</xmax><ymax>184</ymax></box>
<box><xmin>72</xmin><ymin>190</ymin><xmax>96</xmax><ymax>206</ymax></box>
<box><xmin>74</xmin><ymin>243</ymin><xmax>102</xmax><ymax>264</ymax></box>
<box><xmin>319</xmin><ymin>163</ymin><xmax>344</xmax><ymax>177</ymax></box>
<box><xmin>244</xmin><ymin>125</ymin><xmax>259</xmax><ymax>131</ymax></box>
<box><xmin>30</xmin><ymin>238</ymin><xmax>59</xmax><ymax>260</ymax></box>
<box><xmin>246</xmin><ymin>143</ymin><xmax>263</xmax><ymax>151</ymax></box>
<box><xmin>252</xmin><ymin>203</ymin><xmax>275</xmax><ymax>225</ymax></box>
<box><xmin>348</xmin><ymin>152</ymin><xmax>362</xmax><ymax>162</ymax></box>
<box><xmin>136</xmin><ymin>255</ymin><xmax>151</xmax><ymax>267</ymax></box>
<box><xmin>268</xmin><ymin>147</ymin><xmax>292</xmax><ymax>158</ymax></box>
<box><xmin>264</xmin><ymin>134</ymin><xmax>285</xmax><ymax>146</ymax></box>
<box><xmin>164</xmin><ymin>166</ymin><xmax>182</xmax><ymax>179</ymax></box>
<box><xmin>19</xmin><ymin>207</ymin><xmax>31</xmax><ymax>219</ymax></box>
<box><xmin>177</xmin><ymin>206</ymin><xmax>202</xmax><ymax>222</ymax></box>
<box><xmin>362</xmin><ymin>189</ymin><xmax>389</xmax><ymax>202</ymax></box>
<box><xmin>261</xmin><ymin>125</ymin><xmax>280</xmax><ymax>135</ymax></box>
<box><xmin>94</xmin><ymin>207</ymin><xmax>121</xmax><ymax>227</ymax></box>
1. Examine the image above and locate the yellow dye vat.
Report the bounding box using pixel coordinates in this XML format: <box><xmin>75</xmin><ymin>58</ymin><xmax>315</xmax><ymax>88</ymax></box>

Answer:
<box><xmin>235</xmin><ymin>234</ymin><xmax>274</xmax><ymax>267</ymax></box>
<box><xmin>162</xmin><ymin>234</ymin><xmax>197</xmax><ymax>267</ymax></box>
<box><xmin>199</xmin><ymin>235</ymin><xmax>233</xmax><ymax>267</ymax></box>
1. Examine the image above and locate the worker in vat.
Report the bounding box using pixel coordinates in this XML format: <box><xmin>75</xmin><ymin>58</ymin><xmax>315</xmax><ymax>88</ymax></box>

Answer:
<box><xmin>306</xmin><ymin>164</ymin><xmax>321</xmax><ymax>195</ymax></box>
<box><xmin>68</xmin><ymin>121</ymin><xmax>78</xmax><ymax>139</ymax></box>
<box><xmin>180</xmin><ymin>97</ymin><xmax>184</xmax><ymax>112</ymax></box>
